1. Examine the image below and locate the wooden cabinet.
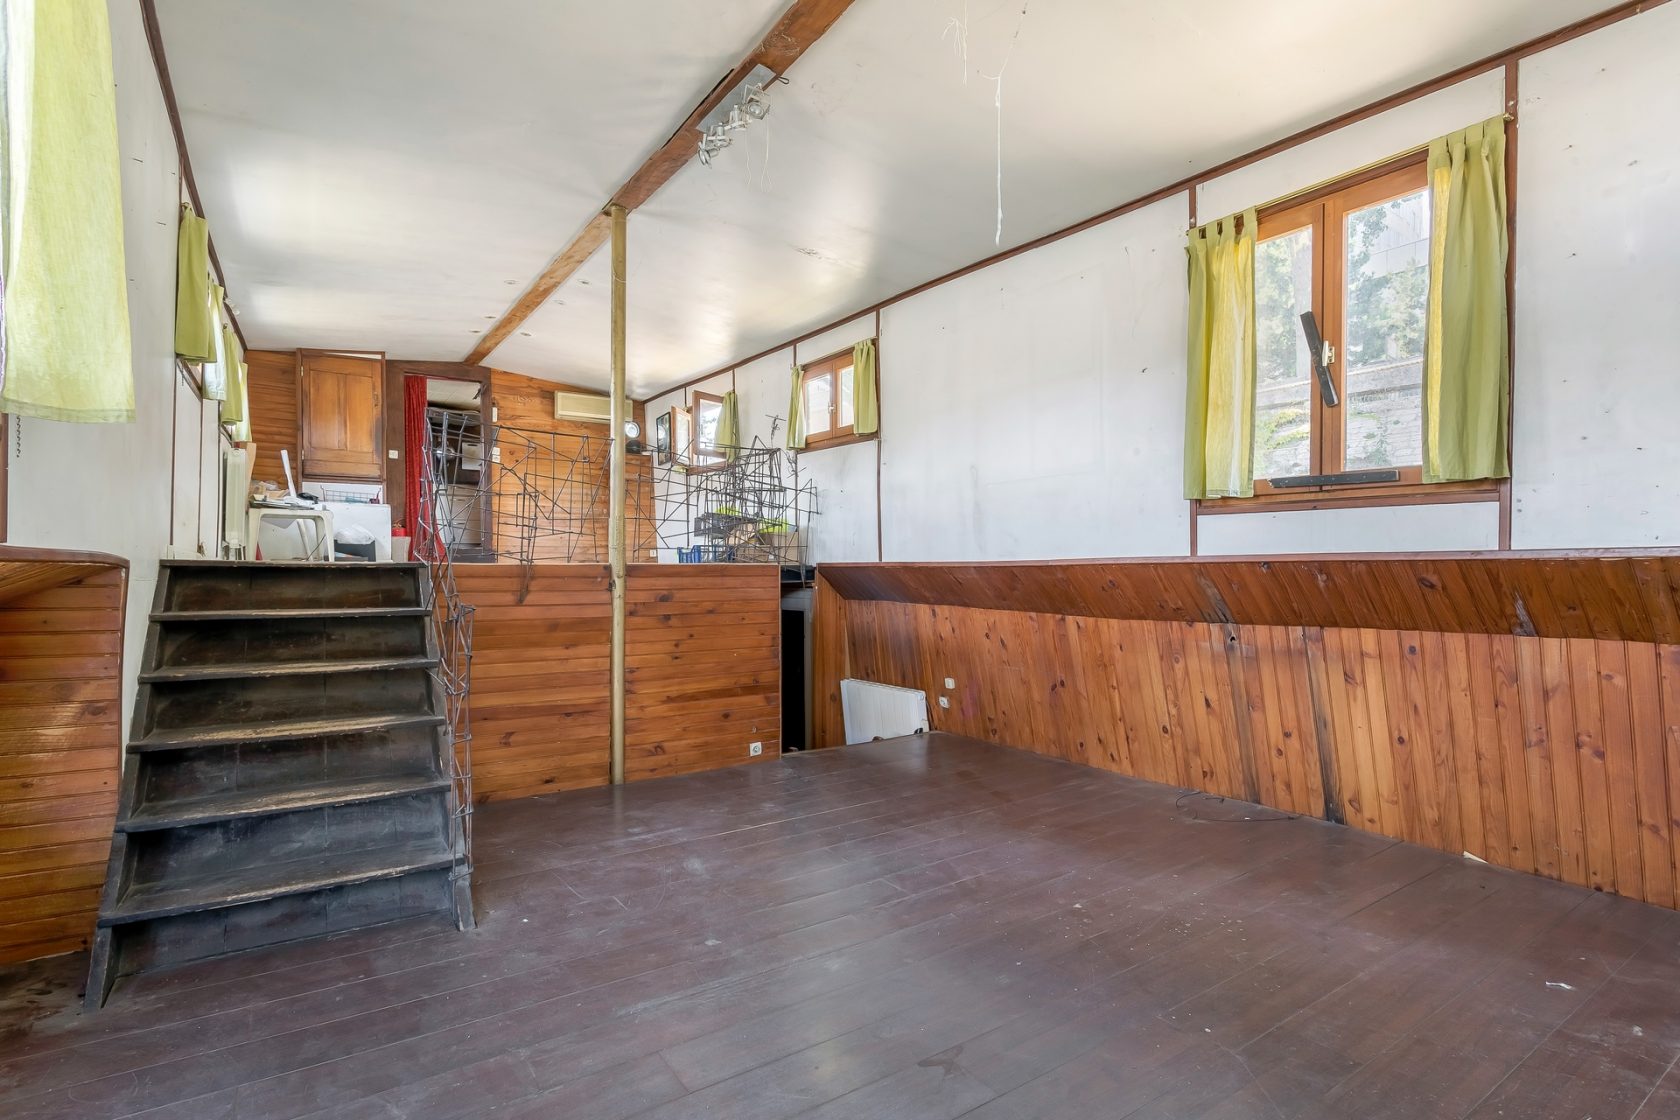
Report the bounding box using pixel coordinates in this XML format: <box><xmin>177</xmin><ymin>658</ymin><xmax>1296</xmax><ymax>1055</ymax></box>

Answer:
<box><xmin>300</xmin><ymin>352</ymin><xmax>384</xmax><ymax>481</ymax></box>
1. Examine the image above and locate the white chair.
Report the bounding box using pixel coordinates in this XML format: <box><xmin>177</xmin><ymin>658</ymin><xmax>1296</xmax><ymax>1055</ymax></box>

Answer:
<box><xmin>248</xmin><ymin>507</ymin><xmax>335</xmax><ymax>561</ymax></box>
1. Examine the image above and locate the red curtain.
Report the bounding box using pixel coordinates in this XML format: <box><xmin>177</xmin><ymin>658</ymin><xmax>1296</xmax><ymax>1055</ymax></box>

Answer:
<box><xmin>403</xmin><ymin>375</ymin><xmax>428</xmax><ymax>539</ymax></box>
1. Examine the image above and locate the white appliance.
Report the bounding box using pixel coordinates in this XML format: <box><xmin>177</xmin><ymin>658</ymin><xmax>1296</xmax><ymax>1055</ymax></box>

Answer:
<box><xmin>554</xmin><ymin>390</ymin><xmax>611</xmax><ymax>423</ymax></box>
<box><xmin>840</xmin><ymin>679</ymin><xmax>930</xmax><ymax>745</ymax></box>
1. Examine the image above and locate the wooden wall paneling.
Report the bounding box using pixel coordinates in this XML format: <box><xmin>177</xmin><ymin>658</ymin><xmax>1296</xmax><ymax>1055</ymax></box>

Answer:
<box><xmin>818</xmin><ymin>555</ymin><xmax>1680</xmax><ymax>910</ymax></box>
<box><xmin>624</xmin><ymin>563</ymin><xmax>781</xmax><ymax>781</ymax></box>
<box><xmin>1595</xmin><ymin>640</ymin><xmax>1645</xmax><ymax>901</ymax></box>
<box><xmin>0</xmin><ymin>555</ymin><xmax>126</xmax><ymax>965</ymax></box>
<box><xmin>811</xmin><ymin>572</ymin><xmax>849</xmax><ymax>749</ymax></box>
<box><xmin>455</xmin><ymin>563</ymin><xmax>781</xmax><ymax>798</ymax></box>
<box><xmin>1659</xmin><ymin>646</ymin><xmax>1680</xmax><ymax>906</ymax></box>
<box><xmin>817</xmin><ymin>553</ymin><xmax>1680</xmax><ymax>642</ymax></box>
<box><xmin>1628</xmin><ymin>646</ymin><xmax>1675</xmax><ymax>908</ymax></box>
<box><xmin>244</xmin><ymin>350</ymin><xmax>300</xmax><ymax>488</ymax></box>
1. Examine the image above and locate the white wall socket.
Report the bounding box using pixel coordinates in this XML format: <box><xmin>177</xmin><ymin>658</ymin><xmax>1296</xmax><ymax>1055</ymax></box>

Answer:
<box><xmin>944</xmin><ymin>677</ymin><xmax>956</xmax><ymax>690</ymax></box>
<box><xmin>388</xmin><ymin>448</ymin><xmax>399</xmax><ymax>459</ymax></box>
<box><xmin>938</xmin><ymin>696</ymin><xmax>950</xmax><ymax>709</ymax></box>
<box><xmin>749</xmin><ymin>742</ymin><xmax>764</xmax><ymax>756</ymax></box>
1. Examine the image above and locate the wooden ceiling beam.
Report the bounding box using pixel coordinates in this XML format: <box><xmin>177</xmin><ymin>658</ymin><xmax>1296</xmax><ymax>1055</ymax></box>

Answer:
<box><xmin>464</xmin><ymin>0</ymin><xmax>856</xmax><ymax>365</ymax></box>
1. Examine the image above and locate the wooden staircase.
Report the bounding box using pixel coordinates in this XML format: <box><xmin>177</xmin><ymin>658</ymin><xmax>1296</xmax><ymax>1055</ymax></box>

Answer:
<box><xmin>85</xmin><ymin>560</ymin><xmax>473</xmax><ymax>1008</ymax></box>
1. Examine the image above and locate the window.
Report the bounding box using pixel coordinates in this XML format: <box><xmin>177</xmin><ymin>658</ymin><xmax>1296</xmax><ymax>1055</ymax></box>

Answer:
<box><xmin>1239</xmin><ymin>157</ymin><xmax>1474</xmax><ymax>505</ymax></box>
<box><xmin>690</xmin><ymin>391</ymin><xmax>727</xmax><ymax>469</ymax></box>
<box><xmin>800</xmin><ymin>349</ymin><xmax>865</xmax><ymax>449</ymax></box>
<box><xmin>670</xmin><ymin>406</ymin><xmax>694</xmax><ymax>468</ymax></box>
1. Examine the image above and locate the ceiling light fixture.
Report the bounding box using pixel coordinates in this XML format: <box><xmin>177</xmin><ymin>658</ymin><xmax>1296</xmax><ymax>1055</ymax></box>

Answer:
<box><xmin>695</xmin><ymin>64</ymin><xmax>782</xmax><ymax>168</ymax></box>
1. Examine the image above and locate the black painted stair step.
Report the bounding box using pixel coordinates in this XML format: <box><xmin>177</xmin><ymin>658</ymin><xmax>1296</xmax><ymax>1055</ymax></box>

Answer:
<box><xmin>121</xmin><ymin>773</ymin><xmax>452</xmax><ymax>832</ymax></box>
<box><xmin>131</xmin><ymin>712</ymin><xmax>446</xmax><ymax>752</ymax></box>
<box><xmin>140</xmin><ymin>655</ymin><xmax>439</xmax><ymax>683</ymax></box>
<box><xmin>152</xmin><ymin>606</ymin><xmax>432</xmax><ymax>622</ymax></box>
<box><xmin>100</xmin><ymin>839</ymin><xmax>455</xmax><ymax>926</ymax></box>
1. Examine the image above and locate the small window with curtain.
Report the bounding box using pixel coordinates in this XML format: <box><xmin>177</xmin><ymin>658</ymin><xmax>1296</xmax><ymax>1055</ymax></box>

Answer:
<box><xmin>1189</xmin><ymin>120</ymin><xmax>1510</xmax><ymax>511</ymax></box>
<box><xmin>690</xmin><ymin>391</ymin><xmax>727</xmax><ymax>470</ymax></box>
<box><xmin>799</xmin><ymin>348</ymin><xmax>871</xmax><ymax>450</ymax></box>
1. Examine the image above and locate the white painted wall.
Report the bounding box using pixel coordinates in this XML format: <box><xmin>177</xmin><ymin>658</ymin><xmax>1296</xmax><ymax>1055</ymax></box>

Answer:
<box><xmin>4</xmin><ymin>0</ymin><xmax>226</xmax><ymax>727</ymax></box>
<box><xmin>634</xmin><ymin>11</ymin><xmax>1675</xmax><ymax>566</ymax></box>
<box><xmin>880</xmin><ymin>195</ymin><xmax>1190</xmax><ymax>561</ymax></box>
<box><xmin>1197</xmin><ymin>502</ymin><xmax>1499</xmax><ymax>556</ymax></box>
<box><xmin>1510</xmin><ymin>5</ymin><xmax>1680</xmax><ymax>548</ymax></box>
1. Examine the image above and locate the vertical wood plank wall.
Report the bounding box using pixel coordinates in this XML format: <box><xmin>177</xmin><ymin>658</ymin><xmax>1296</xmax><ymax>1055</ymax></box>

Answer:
<box><xmin>817</xmin><ymin>557</ymin><xmax>1680</xmax><ymax>911</ymax></box>
<box><xmin>245</xmin><ymin>349</ymin><xmax>300</xmax><ymax>488</ymax></box>
<box><xmin>489</xmin><ymin>370</ymin><xmax>654</xmax><ymax>563</ymax></box>
<box><xmin>454</xmin><ymin>562</ymin><xmax>780</xmax><ymax>800</ymax></box>
<box><xmin>0</xmin><ymin>564</ymin><xmax>128</xmax><ymax>963</ymax></box>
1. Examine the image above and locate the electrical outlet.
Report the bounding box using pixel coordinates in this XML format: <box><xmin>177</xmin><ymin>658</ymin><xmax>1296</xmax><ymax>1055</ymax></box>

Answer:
<box><xmin>388</xmin><ymin>448</ymin><xmax>399</xmax><ymax>459</ymax></box>
<box><xmin>491</xmin><ymin>446</ymin><xmax>502</xmax><ymax>463</ymax></box>
<box><xmin>944</xmin><ymin>677</ymin><xmax>955</xmax><ymax>690</ymax></box>
<box><xmin>938</xmin><ymin>696</ymin><xmax>950</xmax><ymax>709</ymax></box>
<box><xmin>749</xmin><ymin>741</ymin><xmax>763</xmax><ymax>756</ymax></box>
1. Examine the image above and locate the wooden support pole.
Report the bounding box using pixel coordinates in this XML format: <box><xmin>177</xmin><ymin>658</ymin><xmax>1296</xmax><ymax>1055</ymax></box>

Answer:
<box><xmin>608</xmin><ymin>204</ymin><xmax>628</xmax><ymax>786</ymax></box>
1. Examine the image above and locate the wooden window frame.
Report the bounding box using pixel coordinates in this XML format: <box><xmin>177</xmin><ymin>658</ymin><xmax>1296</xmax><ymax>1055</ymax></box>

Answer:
<box><xmin>1203</xmin><ymin>154</ymin><xmax>1499</xmax><ymax>514</ymax></box>
<box><xmin>688</xmin><ymin>390</ymin><xmax>728</xmax><ymax>473</ymax></box>
<box><xmin>799</xmin><ymin>345</ymin><xmax>875</xmax><ymax>452</ymax></box>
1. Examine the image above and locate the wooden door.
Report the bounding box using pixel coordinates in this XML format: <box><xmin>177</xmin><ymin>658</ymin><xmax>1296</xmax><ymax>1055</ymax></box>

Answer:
<box><xmin>300</xmin><ymin>353</ymin><xmax>384</xmax><ymax>481</ymax></box>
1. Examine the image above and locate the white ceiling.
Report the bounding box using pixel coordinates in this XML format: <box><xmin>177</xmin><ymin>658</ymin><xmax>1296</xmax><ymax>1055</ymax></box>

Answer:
<box><xmin>162</xmin><ymin>0</ymin><xmax>1614</xmax><ymax>399</ymax></box>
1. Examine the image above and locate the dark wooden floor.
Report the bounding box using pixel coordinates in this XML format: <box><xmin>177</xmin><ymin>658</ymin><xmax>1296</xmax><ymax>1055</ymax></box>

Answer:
<box><xmin>4</xmin><ymin>734</ymin><xmax>1680</xmax><ymax>1119</ymax></box>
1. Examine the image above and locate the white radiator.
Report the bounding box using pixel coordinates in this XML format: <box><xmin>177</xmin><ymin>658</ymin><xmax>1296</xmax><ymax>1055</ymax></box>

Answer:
<box><xmin>223</xmin><ymin>448</ymin><xmax>251</xmax><ymax>556</ymax></box>
<box><xmin>840</xmin><ymin>679</ymin><xmax>930</xmax><ymax>745</ymax></box>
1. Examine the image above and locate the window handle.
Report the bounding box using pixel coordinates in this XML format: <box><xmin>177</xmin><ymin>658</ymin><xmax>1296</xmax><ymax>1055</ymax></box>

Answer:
<box><xmin>1299</xmin><ymin>312</ymin><xmax>1340</xmax><ymax>408</ymax></box>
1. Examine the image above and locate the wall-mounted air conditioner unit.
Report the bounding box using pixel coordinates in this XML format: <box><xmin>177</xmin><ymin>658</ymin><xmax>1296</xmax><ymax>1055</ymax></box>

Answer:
<box><xmin>554</xmin><ymin>391</ymin><xmax>611</xmax><ymax>423</ymax></box>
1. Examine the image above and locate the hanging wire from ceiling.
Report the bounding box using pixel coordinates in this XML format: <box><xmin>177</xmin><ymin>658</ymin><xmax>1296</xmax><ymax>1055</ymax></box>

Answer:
<box><xmin>977</xmin><ymin>1</ymin><xmax>1030</xmax><ymax>246</ymax></box>
<box><xmin>940</xmin><ymin>0</ymin><xmax>970</xmax><ymax>85</ymax></box>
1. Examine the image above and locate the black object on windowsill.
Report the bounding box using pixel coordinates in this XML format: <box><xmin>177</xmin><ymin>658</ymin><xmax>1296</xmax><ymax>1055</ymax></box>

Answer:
<box><xmin>1268</xmin><ymin>469</ymin><xmax>1401</xmax><ymax>489</ymax></box>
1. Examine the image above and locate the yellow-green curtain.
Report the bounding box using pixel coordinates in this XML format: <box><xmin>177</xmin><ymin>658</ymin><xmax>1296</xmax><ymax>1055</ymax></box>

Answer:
<box><xmin>786</xmin><ymin>364</ymin><xmax>806</xmax><ymax>450</ymax></box>
<box><xmin>0</xmin><ymin>0</ymin><xmax>134</xmax><ymax>423</ymax></box>
<box><xmin>174</xmin><ymin>206</ymin><xmax>215</xmax><ymax>362</ymax></box>
<box><xmin>199</xmin><ymin>285</ymin><xmax>228</xmax><ymax>401</ymax></box>
<box><xmin>220</xmin><ymin>323</ymin><xmax>249</xmax><ymax>440</ymax></box>
<box><xmin>716</xmin><ymin>388</ymin><xmax>739</xmax><ymax>461</ymax></box>
<box><xmin>1183</xmin><ymin>208</ymin><xmax>1256</xmax><ymax>499</ymax></box>
<box><xmin>1425</xmin><ymin>116</ymin><xmax>1509</xmax><ymax>483</ymax></box>
<box><xmin>852</xmin><ymin>339</ymin><xmax>879</xmax><ymax>435</ymax></box>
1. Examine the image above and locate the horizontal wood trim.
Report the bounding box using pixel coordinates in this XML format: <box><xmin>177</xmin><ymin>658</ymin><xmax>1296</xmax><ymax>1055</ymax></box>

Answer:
<box><xmin>817</xmin><ymin>552</ymin><xmax>1680</xmax><ymax>643</ymax></box>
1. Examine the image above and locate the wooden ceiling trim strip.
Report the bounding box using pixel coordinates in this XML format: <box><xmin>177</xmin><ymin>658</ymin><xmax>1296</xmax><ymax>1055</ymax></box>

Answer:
<box><xmin>466</xmin><ymin>0</ymin><xmax>859</xmax><ymax>365</ymax></box>
<box><xmin>138</xmin><ymin>0</ymin><xmax>245</xmax><ymax>349</ymax></box>
<box><xmin>816</xmin><ymin>551</ymin><xmax>1680</xmax><ymax>643</ymax></box>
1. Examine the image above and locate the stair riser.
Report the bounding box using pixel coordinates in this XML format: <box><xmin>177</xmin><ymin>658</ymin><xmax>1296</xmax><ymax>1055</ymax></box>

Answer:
<box><xmin>135</xmin><ymin>728</ymin><xmax>447</xmax><ymax>808</ymax></box>
<box><xmin>110</xmin><ymin>868</ymin><xmax>455</xmax><ymax>978</ymax></box>
<box><xmin>121</xmin><ymin>793</ymin><xmax>453</xmax><ymax>889</ymax></box>
<box><xmin>143</xmin><ymin>669</ymin><xmax>435</xmax><ymax>734</ymax></box>
<box><xmin>160</xmin><ymin>567</ymin><xmax>423</xmax><ymax>612</ymax></box>
<box><xmin>153</xmin><ymin>615</ymin><xmax>431</xmax><ymax>670</ymax></box>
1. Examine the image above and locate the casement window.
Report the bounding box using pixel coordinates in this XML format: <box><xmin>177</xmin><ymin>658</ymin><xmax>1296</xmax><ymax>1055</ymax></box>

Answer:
<box><xmin>690</xmin><ymin>391</ymin><xmax>727</xmax><ymax>469</ymax></box>
<box><xmin>1190</xmin><ymin>118</ymin><xmax>1507</xmax><ymax>508</ymax></box>
<box><xmin>1247</xmin><ymin>158</ymin><xmax>1444</xmax><ymax>501</ymax></box>
<box><xmin>799</xmin><ymin>350</ymin><xmax>861</xmax><ymax>449</ymax></box>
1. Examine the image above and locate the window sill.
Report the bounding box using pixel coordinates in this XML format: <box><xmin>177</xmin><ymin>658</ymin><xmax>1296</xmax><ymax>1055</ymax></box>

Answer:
<box><xmin>1197</xmin><ymin>479</ymin><xmax>1501</xmax><ymax>515</ymax></box>
<box><xmin>800</xmin><ymin>431</ymin><xmax>878</xmax><ymax>454</ymax></box>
